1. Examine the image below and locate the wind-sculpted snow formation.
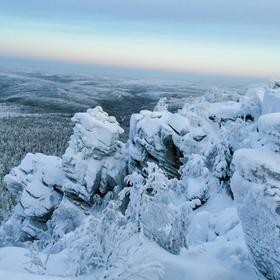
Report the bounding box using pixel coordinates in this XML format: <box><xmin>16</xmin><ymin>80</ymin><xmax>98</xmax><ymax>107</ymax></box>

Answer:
<box><xmin>1</xmin><ymin>82</ymin><xmax>280</xmax><ymax>279</ymax></box>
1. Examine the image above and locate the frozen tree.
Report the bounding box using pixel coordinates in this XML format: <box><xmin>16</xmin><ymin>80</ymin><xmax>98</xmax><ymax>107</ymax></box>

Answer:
<box><xmin>63</xmin><ymin>201</ymin><xmax>163</xmax><ymax>279</ymax></box>
<box><xmin>179</xmin><ymin>154</ymin><xmax>209</xmax><ymax>205</ymax></box>
<box><xmin>154</xmin><ymin>97</ymin><xmax>168</xmax><ymax>112</ymax></box>
<box><xmin>125</xmin><ymin>163</ymin><xmax>190</xmax><ymax>254</ymax></box>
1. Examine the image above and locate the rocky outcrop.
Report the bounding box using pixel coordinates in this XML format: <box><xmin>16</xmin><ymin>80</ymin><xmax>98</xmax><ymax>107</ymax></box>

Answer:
<box><xmin>262</xmin><ymin>88</ymin><xmax>280</xmax><ymax>114</ymax></box>
<box><xmin>258</xmin><ymin>113</ymin><xmax>280</xmax><ymax>151</ymax></box>
<box><xmin>4</xmin><ymin>153</ymin><xmax>64</xmax><ymax>238</ymax></box>
<box><xmin>62</xmin><ymin>106</ymin><xmax>127</xmax><ymax>205</ymax></box>
<box><xmin>271</xmin><ymin>79</ymin><xmax>280</xmax><ymax>89</ymax></box>
<box><xmin>129</xmin><ymin>110</ymin><xmax>184</xmax><ymax>179</ymax></box>
<box><xmin>231</xmin><ymin>149</ymin><xmax>280</xmax><ymax>280</ymax></box>
<box><xmin>230</xmin><ymin>87</ymin><xmax>280</xmax><ymax>279</ymax></box>
<box><xmin>230</xmin><ymin>86</ymin><xmax>280</xmax><ymax>279</ymax></box>
<box><xmin>3</xmin><ymin>107</ymin><xmax>128</xmax><ymax>240</ymax></box>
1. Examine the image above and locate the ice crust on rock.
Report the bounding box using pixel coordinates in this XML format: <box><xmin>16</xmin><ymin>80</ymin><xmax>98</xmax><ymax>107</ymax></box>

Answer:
<box><xmin>129</xmin><ymin>110</ymin><xmax>184</xmax><ymax>178</ymax></box>
<box><xmin>62</xmin><ymin>106</ymin><xmax>127</xmax><ymax>204</ymax></box>
<box><xmin>2</xmin><ymin>106</ymin><xmax>128</xmax><ymax>241</ymax></box>
<box><xmin>3</xmin><ymin>153</ymin><xmax>64</xmax><ymax>239</ymax></box>
<box><xmin>262</xmin><ymin>88</ymin><xmax>280</xmax><ymax>114</ymax></box>
<box><xmin>258</xmin><ymin>112</ymin><xmax>280</xmax><ymax>150</ymax></box>
<box><xmin>231</xmin><ymin>149</ymin><xmax>280</xmax><ymax>280</ymax></box>
<box><xmin>4</xmin><ymin>153</ymin><xmax>63</xmax><ymax>199</ymax></box>
<box><xmin>229</xmin><ymin>84</ymin><xmax>280</xmax><ymax>279</ymax></box>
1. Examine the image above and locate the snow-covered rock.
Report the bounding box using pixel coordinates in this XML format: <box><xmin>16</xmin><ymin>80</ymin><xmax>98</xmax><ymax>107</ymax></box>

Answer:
<box><xmin>187</xmin><ymin>207</ymin><xmax>241</xmax><ymax>246</ymax></box>
<box><xmin>2</xmin><ymin>107</ymin><xmax>128</xmax><ymax>240</ymax></box>
<box><xmin>4</xmin><ymin>153</ymin><xmax>64</xmax><ymax>239</ymax></box>
<box><xmin>129</xmin><ymin>110</ymin><xmax>184</xmax><ymax>178</ymax></box>
<box><xmin>231</xmin><ymin>148</ymin><xmax>280</xmax><ymax>280</ymax></box>
<box><xmin>262</xmin><ymin>88</ymin><xmax>280</xmax><ymax>114</ymax></box>
<box><xmin>62</xmin><ymin>106</ymin><xmax>127</xmax><ymax>205</ymax></box>
<box><xmin>48</xmin><ymin>198</ymin><xmax>87</xmax><ymax>243</ymax></box>
<box><xmin>205</xmin><ymin>101</ymin><xmax>244</xmax><ymax>121</ymax></box>
<box><xmin>258</xmin><ymin>112</ymin><xmax>280</xmax><ymax>151</ymax></box>
<box><xmin>196</xmin><ymin>92</ymin><xmax>261</xmax><ymax>123</ymax></box>
<box><xmin>128</xmin><ymin>105</ymin><xmax>230</xmax><ymax>184</ymax></box>
<box><xmin>271</xmin><ymin>79</ymin><xmax>280</xmax><ymax>89</ymax></box>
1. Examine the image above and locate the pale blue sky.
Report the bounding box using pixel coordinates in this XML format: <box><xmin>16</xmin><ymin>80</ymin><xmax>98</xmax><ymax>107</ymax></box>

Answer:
<box><xmin>0</xmin><ymin>0</ymin><xmax>280</xmax><ymax>79</ymax></box>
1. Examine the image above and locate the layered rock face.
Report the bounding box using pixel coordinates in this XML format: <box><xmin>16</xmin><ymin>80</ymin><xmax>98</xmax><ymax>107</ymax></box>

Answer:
<box><xmin>4</xmin><ymin>153</ymin><xmax>64</xmax><ymax>238</ymax></box>
<box><xmin>231</xmin><ymin>149</ymin><xmax>280</xmax><ymax>280</ymax></box>
<box><xmin>3</xmin><ymin>107</ymin><xmax>128</xmax><ymax>240</ymax></box>
<box><xmin>129</xmin><ymin>108</ymin><xmax>213</xmax><ymax>209</ymax></box>
<box><xmin>129</xmin><ymin>110</ymin><xmax>184</xmax><ymax>178</ymax></box>
<box><xmin>258</xmin><ymin>113</ymin><xmax>280</xmax><ymax>151</ymax></box>
<box><xmin>231</xmin><ymin>87</ymin><xmax>280</xmax><ymax>280</ymax></box>
<box><xmin>262</xmin><ymin>88</ymin><xmax>280</xmax><ymax>114</ymax></box>
<box><xmin>62</xmin><ymin>106</ymin><xmax>127</xmax><ymax>205</ymax></box>
<box><xmin>128</xmin><ymin>95</ymin><xmax>259</xmax><ymax>207</ymax></box>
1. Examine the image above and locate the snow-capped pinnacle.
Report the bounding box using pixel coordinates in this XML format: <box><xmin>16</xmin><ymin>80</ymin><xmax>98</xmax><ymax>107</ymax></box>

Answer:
<box><xmin>73</xmin><ymin>106</ymin><xmax>124</xmax><ymax>134</ymax></box>
<box><xmin>62</xmin><ymin>106</ymin><xmax>127</xmax><ymax>205</ymax></box>
<box><xmin>70</xmin><ymin>106</ymin><xmax>124</xmax><ymax>154</ymax></box>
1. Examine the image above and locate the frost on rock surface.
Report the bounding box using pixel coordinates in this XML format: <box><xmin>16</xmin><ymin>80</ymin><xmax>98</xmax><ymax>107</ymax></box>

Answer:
<box><xmin>231</xmin><ymin>149</ymin><xmax>280</xmax><ymax>280</ymax></box>
<box><xmin>262</xmin><ymin>88</ymin><xmax>280</xmax><ymax>114</ymax></box>
<box><xmin>258</xmin><ymin>113</ymin><xmax>280</xmax><ymax>151</ymax></box>
<box><xmin>230</xmin><ymin>85</ymin><xmax>280</xmax><ymax>280</ymax></box>
<box><xmin>128</xmin><ymin>105</ymin><xmax>204</xmax><ymax>180</ymax></box>
<box><xmin>3</xmin><ymin>153</ymin><xmax>64</xmax><ymax>239</ymax></box>
<box><xmin>62</xmin><ymin>106</ymin><xmax>127</xmax><ymax>205</ymax></box>
<box><xmin>1</xmin><ymin>106</ymin><xmax>128</xmax><ymax>241</ymax></box>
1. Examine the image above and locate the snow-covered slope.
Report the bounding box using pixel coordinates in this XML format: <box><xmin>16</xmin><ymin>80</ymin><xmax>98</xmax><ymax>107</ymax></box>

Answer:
<box><xmin>0</xmin><ymin>81</ymin><xmax>280</xmax><ymax>280</ymax></box>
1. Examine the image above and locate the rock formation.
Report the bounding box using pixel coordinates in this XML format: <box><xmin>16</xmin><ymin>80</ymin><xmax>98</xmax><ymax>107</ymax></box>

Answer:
<box><xmin>1</xmin><ymin>82</ymin><xmax>280</xmax><ymax>279</ymax></box>
<box><xmin>231</xmin><ymin>86</ymin><xmax>280</xmax><ymax>280</ymax></box>
<box><xmin>62</xmin><ymin>106</ymin><xmax>127</xmax><ymax>205</ymax></box>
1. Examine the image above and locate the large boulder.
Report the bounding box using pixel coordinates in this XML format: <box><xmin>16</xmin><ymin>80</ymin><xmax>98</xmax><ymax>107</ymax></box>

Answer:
<box><xmin>231</xmin><ymin>148</ymin><xmax>280</xmax><ymax>280</ymax></box>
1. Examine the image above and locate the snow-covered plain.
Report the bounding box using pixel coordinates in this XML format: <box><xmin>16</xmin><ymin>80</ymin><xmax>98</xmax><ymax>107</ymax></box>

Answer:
<box><xmin>0</xmin><ymin>79</ymin><xmax>279</xmax><ymax>280</ymax></box>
